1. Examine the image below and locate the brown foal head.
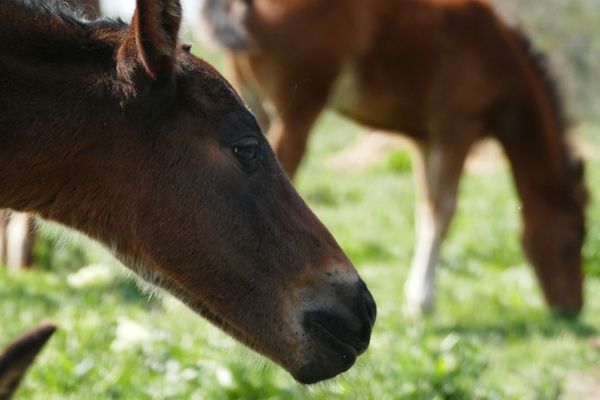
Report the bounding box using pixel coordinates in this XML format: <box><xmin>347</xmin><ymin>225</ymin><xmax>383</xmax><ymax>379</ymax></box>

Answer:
<box><xmin>0</xmin><ymin>0</ymin><xmax>375</xmax><ymax>383</ymax></box>
<box><xmin>521</xmin><ymin>156</ymin><xmax>588</xmax><ymax>316</ymax></box>
<box><xmin>495</xmin><ymin>31</ymin><xmax>589</xmax><ymax>317</ymax></box>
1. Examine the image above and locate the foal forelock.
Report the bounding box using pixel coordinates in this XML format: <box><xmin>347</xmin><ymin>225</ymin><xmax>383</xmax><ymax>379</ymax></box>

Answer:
<box><xmin>18</xmin><ymin>0</ymin><xmax>93</xmax><ymax>22</ymax></box>
<box><xmin>0</xmin><ymin>1</ymin><xmax>125</xmax><ymax>57</ymax></box>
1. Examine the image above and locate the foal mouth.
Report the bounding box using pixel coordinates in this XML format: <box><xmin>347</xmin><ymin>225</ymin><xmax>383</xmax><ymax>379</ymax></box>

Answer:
<box><xmin>310</xmin><ymin>319</ymin><xmax>359</xmax><ymax>363</ymax></box>
<box><xmin>304</xmin><ymin>311</ymin><xmax>369</xmax><ymax>356</ymax></box>
<box><xmin>291</xmin><ymin>310</ymin><xmax>371</xmax><ymax>384</ymax></box>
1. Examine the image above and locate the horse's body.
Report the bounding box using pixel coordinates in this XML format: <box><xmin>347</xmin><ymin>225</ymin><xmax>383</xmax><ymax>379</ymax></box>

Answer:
<box><xmin>202</xmin><ymin>0</ymin><xmax>588</xmax><ymax>315</ymax></box>
<box><xmin>0</xmin><ymin>0</ymin><xmax>375</xmax><ymax>384</ymax></box>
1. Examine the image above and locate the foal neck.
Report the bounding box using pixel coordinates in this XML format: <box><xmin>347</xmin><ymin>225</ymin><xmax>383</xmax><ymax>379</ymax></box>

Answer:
<box><xmin>493</xmin><ymin>28</ymin><xmax>583</xmax><ymax>211</ymax></box>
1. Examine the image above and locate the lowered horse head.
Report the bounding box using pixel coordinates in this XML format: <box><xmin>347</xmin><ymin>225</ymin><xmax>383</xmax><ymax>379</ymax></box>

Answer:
<box><xmin>520</xmin><ymin>153</ymin><xmax>587</xmax><ymax>316</ymax></box>
<box><xmin>0</xmin><ymin>0</ymin><xmax>375</xmax><ymax>383</ymax></box>
<box><xmin>497</xmin><ymin>32</ymin><xmax>589</xmax><ymax>317</ymax></box>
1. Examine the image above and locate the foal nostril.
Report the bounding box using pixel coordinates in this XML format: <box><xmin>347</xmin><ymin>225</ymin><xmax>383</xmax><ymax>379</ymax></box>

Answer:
<box><xmin>352</xmin><ymin>280</ymin><xmax>377</xmax><ymax>328</ymax></box>
<box><xmin>360</xmin><ymin>283</ymin><xmax>377</xmax><ymax>327</ymax></box>
<box><xmin>304</xmin><ymin>280</ymin><xmax>376</xmax><ymax>352</ymax></box>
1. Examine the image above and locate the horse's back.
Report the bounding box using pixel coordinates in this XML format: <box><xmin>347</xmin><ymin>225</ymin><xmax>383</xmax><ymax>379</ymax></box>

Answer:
<box><xmin>332</xmin><ymin>0</ymin><xmax>522</xmax><ymax>136</ymax></box>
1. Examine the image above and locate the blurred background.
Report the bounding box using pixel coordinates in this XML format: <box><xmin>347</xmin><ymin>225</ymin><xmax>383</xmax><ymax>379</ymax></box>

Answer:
<box><xmin>2</xmin><ymin>0</ymin><xmax>600</xmax><ymax>399</ymax></box>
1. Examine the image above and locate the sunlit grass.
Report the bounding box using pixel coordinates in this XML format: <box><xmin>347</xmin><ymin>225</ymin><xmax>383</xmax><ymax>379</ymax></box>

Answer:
<box><xmin>3</xmin><ymin>116</ymin><xmax>600</xmax><ymax>398</ymax></box>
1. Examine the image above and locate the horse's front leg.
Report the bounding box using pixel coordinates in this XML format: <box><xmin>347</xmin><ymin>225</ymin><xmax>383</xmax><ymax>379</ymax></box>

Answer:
<box><xmin>0</xmin><ymin>210</ymin><xmax>7</xmax><ymax>266</ymax></box>
<box><xmin>5</xmin><ymin>212</ymin><xmax>36</xmax><ymax>271</ymax></box>
<box><xmin>228</xmin><ymin>56</ymin><xmax>273</xmax><ymax>133</ymax></box>
<box><xmin>266</xmin><ymin>74</ymin><xmax>333</xmax><ymax>179</ymax></box>
<box><xmin>404</xmin><ymin>137</ymin><xmax>472</xmax><ymax>317</ymax></box>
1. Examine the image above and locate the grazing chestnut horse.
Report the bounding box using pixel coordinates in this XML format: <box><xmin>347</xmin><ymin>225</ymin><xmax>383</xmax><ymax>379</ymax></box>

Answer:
<box><xmin>0</xmin><ymin>0</ymin><xmax>376</xmax><ymax>384</ymax></box>
<box><xmin>0</xmin><ymin>323</ymin><xmax>57</xmax><ymax>399</ymax></box>
<box><xmin>201</xmin><ymin>0</ymin><xmax>588</xmax><ymax>316</ymax></box>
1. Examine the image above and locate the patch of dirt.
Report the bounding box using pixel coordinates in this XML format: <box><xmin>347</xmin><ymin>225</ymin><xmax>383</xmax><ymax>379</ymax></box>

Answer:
<box><xmin>327</xmin><ymin>131</ymin><xmax>506</xmax><ymax>174</ymax></box>
<box><xmin>573</xmin><ymin>134</ymin><xmax>598</xmax><ymax>161</ymax></box>
<box><xmin>564</xmin><ymin>369</ymin><xmax>600</xmax><ymax>400</ymax></box>
<box><xmin>327</xmin><ymin>130</ymin><xmax>598</xmax><ymax>175</ymax></box>
<box><xmin>465</xmin><ymin>139</ymin><xmax>506</xmax><ymax>174</ymax></box>
<box><xmin>327</xmin><ymin>131</ymin><xmax>409</xmax><ymax>173</ymax></box>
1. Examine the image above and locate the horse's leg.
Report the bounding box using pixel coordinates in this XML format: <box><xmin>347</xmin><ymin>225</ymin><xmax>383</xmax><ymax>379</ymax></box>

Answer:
<box><xmin>0</xmin><ymin>210</ymin><xmax>7</xmax><ymax>266</ymax></box>
<box><xmin>5</xmin><ymin>213</ymin><xmax>36</xmax><ymax>271</ymax></box>
<box><xmin>268</xmin><ymin>83</ymin><xmax>331</xmax><ymax>179</ymax></box>
<box><xmin>229</xmin><ymin>56</ymin><xmax>272</xmax><ymax>133</ymax></box>
<box><xmin>404</xmin><ymin>138</ymin><xmax>471</xmax><ymax>317</ymax></box>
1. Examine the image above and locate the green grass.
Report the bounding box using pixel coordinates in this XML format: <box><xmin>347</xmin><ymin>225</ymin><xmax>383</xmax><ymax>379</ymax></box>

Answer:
<box><xmin>3</xmin><ymin>114</ymin><xmax>600</xmax><ymax>398</ymax></box>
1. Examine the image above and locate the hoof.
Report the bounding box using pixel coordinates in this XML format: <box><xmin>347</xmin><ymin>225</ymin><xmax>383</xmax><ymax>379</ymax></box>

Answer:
<box><xmin>404</xmin><ymin>279</ymin><xmax>435</xmax><ymax>318</ymax></box>
<box><xmin>403</xmin><ymin>299</ymin><xmax>435</xmax><ymax>319</ymax></box>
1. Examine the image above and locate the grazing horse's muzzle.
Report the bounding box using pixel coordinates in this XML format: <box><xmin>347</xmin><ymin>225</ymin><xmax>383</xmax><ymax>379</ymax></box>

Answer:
<box><xmin>294</xmin><ymin>280</ymin><xmax>376</xmax><ymax>384</ymax></box>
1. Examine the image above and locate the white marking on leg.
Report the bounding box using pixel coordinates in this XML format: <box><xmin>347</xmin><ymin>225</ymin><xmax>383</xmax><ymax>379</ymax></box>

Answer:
<box><xmin>0</xmin><ymin>211</ymin><xmax>7</xmax><ymax>265</ymax></box>
<box><xmin>6</xmin><ymin>212</ymin><xmax>31</xmax><ymax>271</ymax></box>
<box><xmin>404</xmin><ymin>201</ymin><xmax>442</xmax><ymax>317</ymax></box>
<box><xmin>404</xmin><ymin>147</ymin><xmax>458</xmax><ymax>317</ymax></box>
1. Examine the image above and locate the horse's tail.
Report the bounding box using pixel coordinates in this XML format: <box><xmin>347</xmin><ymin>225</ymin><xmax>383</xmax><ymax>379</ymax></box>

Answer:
<box><xmin>0</xmin><ymin>323</ymin><xmax>57</xmax><ymax>400</ymax></box>
<box><xmin>199</xmin><ymin>0</ymin><xmax>253</xmax><ymax>52</ymax></box>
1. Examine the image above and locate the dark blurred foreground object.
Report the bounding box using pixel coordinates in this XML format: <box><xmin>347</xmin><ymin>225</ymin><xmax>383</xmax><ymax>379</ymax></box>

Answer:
<box><xmin>0</xmin><ymin>323</ymin><xmax>57</xmax><ymax>400</ymax></box>
<box><xmin>201</xmin><ymin>0</ymin><xmax>589</xmax><ymax>317</ymax></box>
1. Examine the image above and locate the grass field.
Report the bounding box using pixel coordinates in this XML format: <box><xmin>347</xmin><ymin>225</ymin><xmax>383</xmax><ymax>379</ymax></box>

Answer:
<box><xmin>2</xmin><ymin>88</ymin><xmax>600</xmax><ymax>398</ymax></box>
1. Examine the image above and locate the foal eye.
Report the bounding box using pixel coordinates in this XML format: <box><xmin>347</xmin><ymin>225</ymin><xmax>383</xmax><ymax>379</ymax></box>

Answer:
<box><xmin>232</xmin><ymin>137</ymin><xmax>263</xmax><ymax>170</ymax></box>
<box><xmin>233</xmin><ymin>144</ymin><xmax>258</xmax><ymax>160</ymax></box>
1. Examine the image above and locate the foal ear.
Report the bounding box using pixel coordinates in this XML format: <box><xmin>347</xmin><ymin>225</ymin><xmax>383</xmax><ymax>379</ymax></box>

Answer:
<box><xmin>121</xmin><ymin>0</ymin><xmax>183</xmax><ymax>80</ymax></box>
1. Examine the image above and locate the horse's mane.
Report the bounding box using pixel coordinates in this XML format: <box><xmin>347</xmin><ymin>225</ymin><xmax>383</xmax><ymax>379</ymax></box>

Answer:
<box><xmin>510</xmin><ymin>27</ymin><xmax>587</xmax><ymax>203</ymax></box>
<box><xmin>0</xmin><ymin>0</ymin><xmax>125</xmax><ymax>57</ymax></box>
<box><xmin>18</xmin><ymin>0</ymin><xmax>95</xmax><ymax>26</ymax></box>
<box><xmin>511</xmin><ymin>28</ymin><xmax>570</xmax><ymax>136</ymax></box>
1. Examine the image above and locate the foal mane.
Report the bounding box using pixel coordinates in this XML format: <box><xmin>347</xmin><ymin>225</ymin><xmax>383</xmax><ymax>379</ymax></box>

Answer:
<box><xmin>511</xmin><ymin>28</ymin><xmax>570</xmax><ymax>136</ymax></box>
<box><xmin>0</xmin><ymin>0</ymin><xmax>125</xmax><ymax>57</ymax></box>
<box><xmin>510</xmin><ymin>27</ymin><xmax>586</xmax><ymax>202</ymax></box>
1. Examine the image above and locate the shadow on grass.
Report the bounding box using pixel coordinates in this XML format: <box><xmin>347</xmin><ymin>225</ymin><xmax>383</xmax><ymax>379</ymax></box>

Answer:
<box><xmin>0</xmin><ymin>285</ymin><xmax>59</xmax><ymax>310</ymax></box>
<box><xmin>435</xmin><ymin>314</ymin><xmax>597</xmax><ymax>341</ymax></box>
